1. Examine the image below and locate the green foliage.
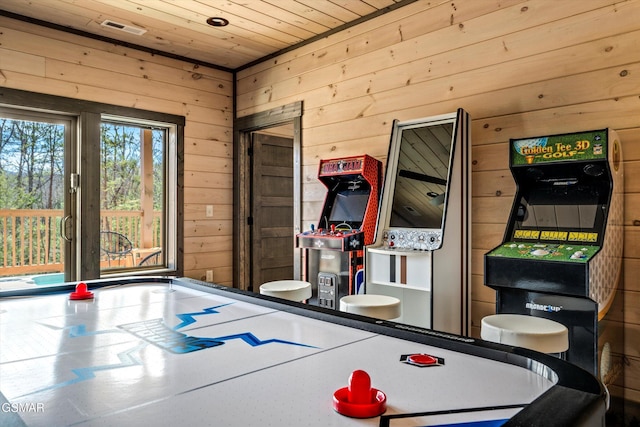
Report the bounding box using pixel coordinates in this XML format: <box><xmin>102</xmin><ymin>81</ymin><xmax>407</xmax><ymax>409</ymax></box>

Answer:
<box><xmin>0</xmin><ymin>118</ymin><xmax>165</xmax><ymax>211</ymax></box>
<box><xmin>0</xmin><ymin>118</ymin><xmax>64</xmax><ymax>209</ymax></box>
<box><xmin>100</xmin><ymin>123</ymin><xmax>164</xmax><ymax>211</ymax></box>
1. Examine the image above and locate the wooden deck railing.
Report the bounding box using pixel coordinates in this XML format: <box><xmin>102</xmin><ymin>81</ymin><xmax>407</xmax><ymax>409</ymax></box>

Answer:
<box><xmin>0</xmin><ymin>209</ymin><xmax>161</xmax><ymax>276</ymax></box>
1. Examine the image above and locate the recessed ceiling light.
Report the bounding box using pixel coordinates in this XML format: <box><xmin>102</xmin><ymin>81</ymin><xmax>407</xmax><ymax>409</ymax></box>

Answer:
<box><xmin>206</xmin><ymin>17</ymin><xmax>229</xmax><ymax>27</ymax></box>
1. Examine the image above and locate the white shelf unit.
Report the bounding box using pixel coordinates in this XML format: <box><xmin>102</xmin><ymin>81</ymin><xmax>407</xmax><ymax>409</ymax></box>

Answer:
<box><xmin>365</xmin><ymin>246</ymin><xmax>432</xmax><ymax>328</ymax></box>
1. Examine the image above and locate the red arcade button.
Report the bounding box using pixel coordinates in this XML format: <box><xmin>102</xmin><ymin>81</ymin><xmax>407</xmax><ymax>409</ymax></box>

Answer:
<box><xmin>70</xmin><ymin>282</ymin><xmax>94</xmax><ymax>300</ymax></box>
<box><xmin>333</xmin><ymin>370</ymin><xmax>386</xmax><ymax>418</ymax></box>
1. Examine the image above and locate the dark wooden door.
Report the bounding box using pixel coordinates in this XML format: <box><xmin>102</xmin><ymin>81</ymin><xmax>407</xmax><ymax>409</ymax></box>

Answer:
<box><xmin>250</xmin><ymin>133</ymin><xmax>294</xmax><ymax>290</ymax></box>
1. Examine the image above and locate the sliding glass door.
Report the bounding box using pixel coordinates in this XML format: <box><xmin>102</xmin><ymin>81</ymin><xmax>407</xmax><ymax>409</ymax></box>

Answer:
<box><xmin>0</xmin><ymin>108</ymin><xmax>76</xmax><ymax>289</ymax></box>
<box><xmin>0</xmin><ymin>90</ymin><xmax>181</xmax><ymax>292</ymax></box>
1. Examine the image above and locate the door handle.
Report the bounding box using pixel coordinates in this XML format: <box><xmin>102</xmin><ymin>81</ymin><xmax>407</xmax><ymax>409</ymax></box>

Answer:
<box><xmin>60</xmin><ymin>215</ymin><xmax>73</xmax><ymax>242</ymax></box>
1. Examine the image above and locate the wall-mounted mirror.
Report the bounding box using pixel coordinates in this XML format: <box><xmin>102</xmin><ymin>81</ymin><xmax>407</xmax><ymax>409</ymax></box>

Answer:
<box><xmin>389</xmin><ymin>122</ymin><xmax>454</xmax><ymax>230</ymax></box>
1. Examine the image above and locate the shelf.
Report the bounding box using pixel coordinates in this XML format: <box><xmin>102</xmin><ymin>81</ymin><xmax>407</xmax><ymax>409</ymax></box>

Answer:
<box><xmin>368</xmin><ymin>280</ymin><xmax>430</xmax><ymax>292</ymax></box>
<box><xmin>367</xmin><ymin>247</ymin><xmax>432</xmax><ymax>257</ymax></box>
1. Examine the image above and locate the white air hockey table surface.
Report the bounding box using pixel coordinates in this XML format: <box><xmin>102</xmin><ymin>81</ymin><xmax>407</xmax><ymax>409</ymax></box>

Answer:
<box><xmin>0</xmin><ymin>277</ymin><xmax>605</xmax><ymax>426</ymax></box>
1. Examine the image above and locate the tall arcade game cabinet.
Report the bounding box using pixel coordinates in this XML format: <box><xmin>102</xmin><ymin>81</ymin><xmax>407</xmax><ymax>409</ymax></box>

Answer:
<box><xmin>365</xmin><ymin>109</ymin><xmax>472</xmax><ymax>334</ymax></box>
<box><xmin>485</xmin><ymin>129</ymin><xmax>624</xmax><ymax>388</ymax></box>
<box><xmin>296</xmin><ymin>155</ymin><xmax>382</xmax><ymax>309</ymax></box>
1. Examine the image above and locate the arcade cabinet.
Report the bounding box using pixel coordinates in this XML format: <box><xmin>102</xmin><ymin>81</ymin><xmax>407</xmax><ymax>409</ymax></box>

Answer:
<box><xmin>364</xmin><ymin>109</ymin><xmax>472</xmax><ymax>334</ymax></box>
<box><xmin>296</xmin><ymin>155</ymin><xmax>382</xmax><ymax>309</ymax></box>
<box><xmin>485</xmin><ymin>129</ymin><xmax>624</xmax><ymax>385</ymax></box>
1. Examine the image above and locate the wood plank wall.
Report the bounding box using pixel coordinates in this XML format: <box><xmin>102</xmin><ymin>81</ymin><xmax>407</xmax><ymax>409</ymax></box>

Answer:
<box><xmin>0</xmin><ymin>15</ymin><xmax>234</xmax><ymax>285</ymax></box>
<box><xmin>236</xmin><ymin>0</ymin><xmax>640</xmax><ymax>403</ymax></box>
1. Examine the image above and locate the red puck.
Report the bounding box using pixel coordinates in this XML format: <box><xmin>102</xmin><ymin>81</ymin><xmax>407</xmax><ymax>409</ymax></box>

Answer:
<box><xmin>70</xmin><ymin>282</ymin><xmax>94</xmax><ymax>300</ymax></box>
<box><xmin>333</xmin><ymin>370</ymin><xmax>386</xmax><ymax>418</ymax></box>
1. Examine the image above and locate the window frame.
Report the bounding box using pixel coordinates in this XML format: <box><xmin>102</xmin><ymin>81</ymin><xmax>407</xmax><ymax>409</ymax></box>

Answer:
<box><xmin>99</xmin><ymin>115</ymin><xmax>178</xmax><ymax>276</ymax></box>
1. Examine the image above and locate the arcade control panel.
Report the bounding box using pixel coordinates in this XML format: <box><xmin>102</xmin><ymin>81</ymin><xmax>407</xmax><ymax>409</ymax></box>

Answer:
<box><xmin>296</xmin><ymin>225</ymin><xmax>365</xmax><ymax>252</ymax></box>
<box><xmin>297</xmin><ymin>225</ymin><xmax>364</xmax><ymax>309</ymax></box>
<box><xmin>488</xmin><ymin>241</ymin><xmax>599</xmax><ymax>263</ymax></box>
<box><xmin>382</xmin><ymin>229</ymin><xmax>443</xmax><ymax>251</ymax></box>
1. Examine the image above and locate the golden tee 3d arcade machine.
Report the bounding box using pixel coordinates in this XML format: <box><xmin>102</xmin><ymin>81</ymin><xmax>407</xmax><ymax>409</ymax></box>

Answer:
<box><xmin>296</xmin><ymin>155</ymin><xmax>381</xmax><ymax>309</ymax></box>
<box><xmin>485</xmin><ymin>129</ymin><xmax>624</xmax><ymax>388</ymax></box>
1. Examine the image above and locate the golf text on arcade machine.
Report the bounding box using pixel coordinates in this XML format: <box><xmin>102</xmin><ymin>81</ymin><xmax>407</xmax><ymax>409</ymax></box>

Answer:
<box><xmin>485</xmin><ymin>129</ymin><xmax>624</xmax><ymax>386</ymax></box>
<box><xmin>296</xmin><ymin>155</ymin><xmax>381</xmax><ymax>309</ymax></box>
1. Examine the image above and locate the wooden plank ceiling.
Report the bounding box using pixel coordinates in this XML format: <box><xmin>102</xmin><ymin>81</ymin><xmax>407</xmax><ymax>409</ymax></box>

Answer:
<box><xmin>0</xmin><ymin>0</ymin><xmax>409</xmax><ymax>70</ymax></box>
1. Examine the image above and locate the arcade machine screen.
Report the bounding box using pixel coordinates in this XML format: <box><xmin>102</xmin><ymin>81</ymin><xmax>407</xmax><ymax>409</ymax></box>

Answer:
<box><xmin>518</xmin><ymin>191</ymin><xmax>600</xmax><ymax>230</ymax></box>
<box><xmin>328</xmin><ymin>188</ymin><xmax>370</xmax><ymax>225</ymax></box>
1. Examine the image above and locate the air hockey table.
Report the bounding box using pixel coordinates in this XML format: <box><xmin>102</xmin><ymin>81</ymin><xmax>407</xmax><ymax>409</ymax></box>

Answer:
<box><xmin>0</xmin><ymin>277</ymin><xmax>605</xmax><ymax>427</ymax></box>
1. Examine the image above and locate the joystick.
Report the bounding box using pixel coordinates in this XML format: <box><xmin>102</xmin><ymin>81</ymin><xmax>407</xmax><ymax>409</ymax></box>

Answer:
<box><xmin>333</xmin><ymin>370</ymin><xmax>386</xmax><ymax>418</ymax></box>
<box><xmin>70</xmin><ymin>282</ymin><xmax>94</xmax><ymax>300</ymax></box>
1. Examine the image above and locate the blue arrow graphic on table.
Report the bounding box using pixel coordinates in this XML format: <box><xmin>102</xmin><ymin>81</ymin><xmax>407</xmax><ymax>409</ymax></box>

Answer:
<box><xmin>173</xmin><ymin>303</ymin><xmax>234</xmax><ymax>329</ymax></box>
<box><xmin>213</xmin><ymin>332</ymin><xmax>317</xmax><ymax>348</ymax></box>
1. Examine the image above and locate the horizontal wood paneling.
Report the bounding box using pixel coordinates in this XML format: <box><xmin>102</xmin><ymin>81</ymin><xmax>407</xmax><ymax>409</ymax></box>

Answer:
<box><xmin>237</xmin><ymin>0</ymin><xmax>640</xmax><ymax>403</ymax></box>
<box><xmin>183</xmin><ymin>218</ymin><xmax>233</xmax><ymax>237</ymax></box>
<box><xmin>0</xmin><ymin>14</ymin><xmax>234</xmax><ymax>285</ymax></box>
<box><xmin>237</xmin><ymin>0</ymin><xmax>631</xmax><ymax>116</ymax></box>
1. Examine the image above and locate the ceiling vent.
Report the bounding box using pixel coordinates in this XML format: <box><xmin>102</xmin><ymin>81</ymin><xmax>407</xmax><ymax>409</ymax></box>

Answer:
<box><xmin>100</xmin><ymin>20</ymin><xmax>147</xmax><ymax>36</ymax></box>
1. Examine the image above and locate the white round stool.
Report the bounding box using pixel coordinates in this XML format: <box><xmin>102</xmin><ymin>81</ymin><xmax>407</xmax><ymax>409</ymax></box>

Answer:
<box><xmin>259</xmin><ymin>280</ymin><xmax>312</xmax><ymax>302</ymax></box>
<box><xmin>481</xmin><ymin>314</ymin><xmax>569</xmax><ymax>354</ymax></box>
<box><xmin>339</xmin><ymin>295</ymin><xmax>401</xmax><ymax>320</ymax></box>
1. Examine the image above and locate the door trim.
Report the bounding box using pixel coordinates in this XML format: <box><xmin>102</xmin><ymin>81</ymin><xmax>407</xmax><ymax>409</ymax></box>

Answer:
<box><xmin>234</xmin><ymin>101</ymin><xmax>302</xmax><ymax>291</ymax></box>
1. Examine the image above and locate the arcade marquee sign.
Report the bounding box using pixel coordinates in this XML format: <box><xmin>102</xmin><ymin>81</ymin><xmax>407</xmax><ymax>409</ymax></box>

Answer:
<box><xmin>511</xmin><ymin>130</ymin><xmax>607</xmax><ymax>166</ymax></box>
<box><xmin>319</xmin><ymin>156</ymin><xmax>365</xmax><ymax>175</ymax></box>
